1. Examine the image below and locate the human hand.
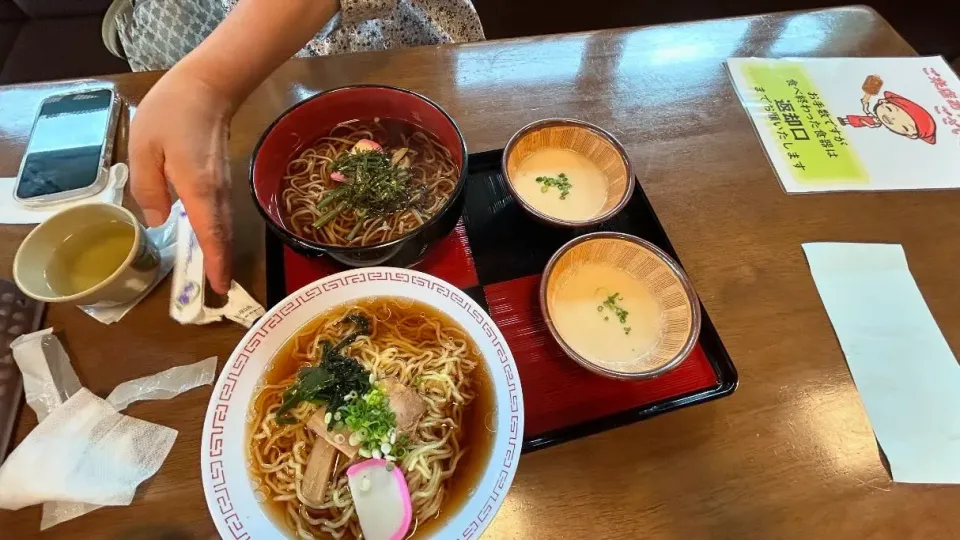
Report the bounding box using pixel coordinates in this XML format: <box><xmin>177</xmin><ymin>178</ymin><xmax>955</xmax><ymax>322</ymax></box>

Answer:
<box><xmin>129</xmin><ymin>66</ymin><xmax>234</xmax><ymax>293</ymax></box>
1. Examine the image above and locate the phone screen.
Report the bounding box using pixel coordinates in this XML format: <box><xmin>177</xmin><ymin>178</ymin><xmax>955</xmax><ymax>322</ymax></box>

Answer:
<box><xmin>16</xmin><ymin>89</ymin><xmax>113</xmax><ymax>200</ymax></box>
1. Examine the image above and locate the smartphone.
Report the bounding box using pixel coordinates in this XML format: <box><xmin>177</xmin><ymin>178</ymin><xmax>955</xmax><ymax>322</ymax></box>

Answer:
<box><xmin>13</xmin><ymin>88</ymin><xmax>121</xmax><ymax>207</ymax></box>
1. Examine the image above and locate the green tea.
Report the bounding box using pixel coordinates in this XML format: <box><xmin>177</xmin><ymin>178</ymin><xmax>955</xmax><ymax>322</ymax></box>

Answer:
<box><xmin>45</xmin><ymin>220</ymin><xmax>135</xmax><ymax>296</ymax></box>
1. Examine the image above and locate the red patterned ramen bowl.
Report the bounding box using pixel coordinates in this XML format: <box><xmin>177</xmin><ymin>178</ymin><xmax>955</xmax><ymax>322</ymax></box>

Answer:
<box><xmin>250</xmin><ymin>85</ymin><xmax>468</xmax><ymax>268</ymax></box>
<box><xmin>201</xmin><ymin>267</ymin><xmax>524</xmax><ymax>539</ymax></box>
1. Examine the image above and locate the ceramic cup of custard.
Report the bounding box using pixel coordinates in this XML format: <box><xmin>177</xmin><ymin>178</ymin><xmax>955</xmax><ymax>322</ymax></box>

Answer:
<box><xmin>502</xmin><ymin>118</ymin><xmax>633</xmax><ymax>227</ymax></box>
<box><xmin>540</xmin><ymin>232</ymin><xmax>701</xmax><ymax>380</ymax></box>
<box><xmin>13</xmin><ymin>202</ymin><xmax>161</xmax><ymax>306</ymax></box>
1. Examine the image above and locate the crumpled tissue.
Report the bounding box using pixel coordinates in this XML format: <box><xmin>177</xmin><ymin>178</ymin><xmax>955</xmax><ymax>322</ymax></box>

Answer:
<box><xmin>0</xmin><ymin>328</ymin><xmax>217</xmax><ymax>530</ymax></box>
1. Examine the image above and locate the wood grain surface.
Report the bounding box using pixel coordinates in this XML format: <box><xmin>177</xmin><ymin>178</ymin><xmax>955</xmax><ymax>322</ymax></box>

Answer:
<box><xmin>2</xmin><ymin>6</ymin><xmax>959</xmax><ymax>539</ymax></box>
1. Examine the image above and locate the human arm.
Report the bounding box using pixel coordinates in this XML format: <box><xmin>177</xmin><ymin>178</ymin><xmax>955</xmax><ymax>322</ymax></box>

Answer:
<box><xmin>860</xmin><ymin>92</ymin><xmax>874</xmax><ymax>116</ymax></box>
<box><xmin>129</xmin><ymin>0</ymin><xmax>340</xmax><ymax>293</ymax></box>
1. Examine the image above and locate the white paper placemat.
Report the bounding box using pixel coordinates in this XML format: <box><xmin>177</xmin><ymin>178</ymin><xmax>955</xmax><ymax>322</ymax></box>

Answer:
<box><xmin>803</xmin><ymin>242</ymin><xmax>960</xmax><ymax>484</ymax></box>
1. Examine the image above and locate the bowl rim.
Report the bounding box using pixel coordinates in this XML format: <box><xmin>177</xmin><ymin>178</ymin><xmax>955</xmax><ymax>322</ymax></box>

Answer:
<box><xmin>538</xmin><ymin>231</ymin><xmax>703</xmax><ymax>380</ymax></box>
<box><xmin>248</xmin><ymin>84</ymin><xmax>469</xmax><ymax>254</ymax></box>
<box><xmin>501</xmin><ymin>118</ymin><xmax>635</xmax><ymax>228</ymax></box>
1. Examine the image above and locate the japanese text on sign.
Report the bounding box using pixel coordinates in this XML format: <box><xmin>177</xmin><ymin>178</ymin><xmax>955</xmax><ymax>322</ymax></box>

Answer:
<box><xmin>925</xmin><ymin>66</ymin><xmax>960</xmax><ymax>139</ymax></box>
<box><xmin>741</xmin><ymin>62</ymin><xmax>867</xmax><ymax>185</ymax></box>
<box><xmin>752</xmin><ymin>79</ymin><xmax>851</xmax><ymax>171</ymax></box>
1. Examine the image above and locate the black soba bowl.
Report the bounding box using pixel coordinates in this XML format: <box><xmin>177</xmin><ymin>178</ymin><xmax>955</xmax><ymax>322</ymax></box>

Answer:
<box><xmin>250</xmin><ymin>85</ymin><xmax>468</xmax><ymax>267</ymax></box>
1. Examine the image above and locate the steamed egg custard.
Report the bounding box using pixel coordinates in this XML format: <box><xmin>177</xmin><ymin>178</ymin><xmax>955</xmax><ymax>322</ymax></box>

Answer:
<box><xmin>550</xmin><ymin>263</ymin><xmax>663</xmax><ymax>369</ymax></box>
<box><xmin>546</xmin><ymin>237</ymin><xmax>697</xmax><ymax>376</ymax></box>
<box><xmin>512</xmin><ymin>147</ymin><xmax>608</xmax><ymax>221</ymax></box>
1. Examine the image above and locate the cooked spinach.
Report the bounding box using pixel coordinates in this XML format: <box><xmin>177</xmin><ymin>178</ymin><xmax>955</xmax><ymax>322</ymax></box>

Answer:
<box><xmin>274</xmin><ymin>314</ymin><xmax>372</xmax><ymax>424</ymax></box>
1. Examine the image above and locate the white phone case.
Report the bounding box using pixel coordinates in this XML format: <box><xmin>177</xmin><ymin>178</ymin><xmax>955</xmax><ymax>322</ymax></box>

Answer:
<box><xmin>13</xmin><ymin>87</ymin><xmax>122</xmax><ymax>208</ymax></box>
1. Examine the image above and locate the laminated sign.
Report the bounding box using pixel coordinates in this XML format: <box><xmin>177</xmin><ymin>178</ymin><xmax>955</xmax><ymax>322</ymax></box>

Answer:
<box><xmin>727</xmin><ymin>57</ymin><xmax>960</xmax><ymax>193</ymax></box>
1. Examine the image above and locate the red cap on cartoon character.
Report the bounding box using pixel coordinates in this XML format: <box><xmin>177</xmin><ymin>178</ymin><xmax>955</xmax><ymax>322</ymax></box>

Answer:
<box><xmin>884</xmin><ymin>91</ymin><xmax>936</xmax><ymax>144</ymax></box>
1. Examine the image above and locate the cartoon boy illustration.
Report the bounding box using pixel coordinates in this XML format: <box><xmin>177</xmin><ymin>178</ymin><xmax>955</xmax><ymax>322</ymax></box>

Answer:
<box><xmin>837</xmin><ymin>75</ymin><xmax>936</xmax><ymax>144</ymax></box>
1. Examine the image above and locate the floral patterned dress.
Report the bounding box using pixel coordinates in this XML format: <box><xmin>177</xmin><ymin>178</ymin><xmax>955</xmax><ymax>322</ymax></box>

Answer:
<box><xmin>222</xmin><ymin>0</ymin><xmax>485</xmax><ymax>56</ymax></box>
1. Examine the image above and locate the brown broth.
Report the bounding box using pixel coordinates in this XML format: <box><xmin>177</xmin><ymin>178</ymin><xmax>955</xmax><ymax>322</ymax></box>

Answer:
<box><xmin>248</xmin><ymin>297</ymin><xmax>497</xmax><ymax>539</ymax></box>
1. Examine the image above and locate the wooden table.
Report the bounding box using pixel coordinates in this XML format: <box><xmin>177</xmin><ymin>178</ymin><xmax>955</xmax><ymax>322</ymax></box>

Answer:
<box><xmin>2</xmin><ymin>6</ymin><xmax>959</xmax><ymax>539</ymax></box>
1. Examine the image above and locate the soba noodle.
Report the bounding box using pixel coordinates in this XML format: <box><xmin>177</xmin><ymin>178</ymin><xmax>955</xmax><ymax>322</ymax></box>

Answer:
<box><xmin>248</xmin><ymin>298</ymin><xmax>490</xmax><ymax>539</ymax></box>
<box><xmin>281</xmin><ymin>119</ymin><xmax>459</xmax><ymax>247</ymax></box>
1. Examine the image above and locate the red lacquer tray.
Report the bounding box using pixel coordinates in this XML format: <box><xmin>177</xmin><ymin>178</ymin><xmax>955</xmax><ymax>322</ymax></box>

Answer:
<box><xmin>264</xmin><ymin>149</ymin><xmax>738</xmax><ymax>452</ymax></box>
